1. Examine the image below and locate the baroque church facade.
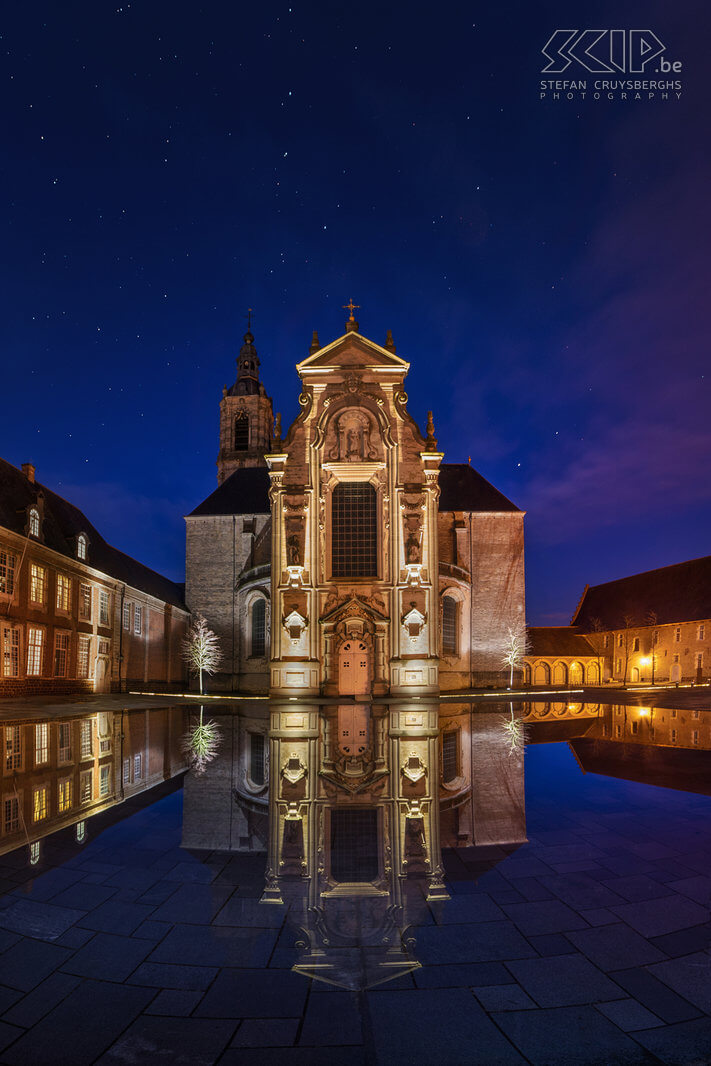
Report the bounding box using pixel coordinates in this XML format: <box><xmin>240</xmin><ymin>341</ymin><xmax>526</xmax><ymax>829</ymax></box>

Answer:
<box><xmin>185</xmin><ymin>311</ymin><xmax>525</xmax><ymax>695</ymax></box>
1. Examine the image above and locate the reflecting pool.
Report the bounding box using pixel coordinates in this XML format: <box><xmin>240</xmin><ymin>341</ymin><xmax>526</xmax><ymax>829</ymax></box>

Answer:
<box><xmin>0</xmin><ymin>698</ymin><xmax>709</xmax><ymax>1064</ymax></box>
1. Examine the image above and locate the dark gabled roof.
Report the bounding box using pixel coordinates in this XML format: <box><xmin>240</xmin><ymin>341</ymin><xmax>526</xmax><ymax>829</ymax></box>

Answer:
<box><xmin>572</xmin><ymin>556</ymin><xmax>711</xmax><ymax>630</ymax></box>
<box><xmin>188</xmin><ymin>466</ymin><xmax>271</xmax><ymax>517</ymax></box>
<box><xmin>527</xmin><ymin>627</ymin><xmax>596</xmax><ymax>657</ymax></box>
<box><xmin>569</xmin><ymin>737</ymin><xmax>711</xmax><ymax>796</ymax></box>
<box><xmin>437</xmin><ymin>463</ymin><xmax>521</xmax><ymax>513</ymax></box>
<box><xmin>0</xmin><ymin>458</ymin><xmax>186</xmax><ymax>608</ymax></box>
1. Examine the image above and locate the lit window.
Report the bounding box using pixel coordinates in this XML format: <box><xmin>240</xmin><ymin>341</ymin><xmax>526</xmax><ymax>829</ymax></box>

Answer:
<box><xmin>0</xmin><ymin>550</ymin><xmax>16</xmax><ymax>596</ymax></box>
<box><xmin>442</xmin><ymin>731</ymin><xmax>458</xmax><ymax>782</ymax></box>
<box><xmin>249</xmin><ymin>734</ymin><xmax>265</xmax><ymax>786</ymax></box>
<box><xmin>77</xmin><ymin>635</ymin><xmax>91</xmax><ymax>679</ymax></box>
<box><xmin>35</xmin><ymin>723</ymin><xmax>49</xmax><ymax>765</ymax></box>
<box><xmin>56</xmin><ymin>574</ymin><xmax>71</xmax><ymax>613</ymax></box>
<box><xmin>671</xmin><ymin>709</ymin><xmax>678</xmax><ymax>719</ymax></box>
<box><xmin>692</xmin><ymin>730</ymin><xmax>699</xmax><ymax>745</ymax></box>
<box><xmin>58</xmin><ymin>778</ymin><xmax>72</xmax><ymax>812</ymax></box>
<box><xmin>698</xmin><ymin>624</ymin><xmax>706</xmax><ymax>641</ymax></box>
<box><xmin>234</xmin><ymin>412</ymin><xmax>249</xmax><ymax>451</ymax></box>
<box><xmin>27</xmin><ymin>626</ymin><xmax>44</xmax><ymax>676</ymax></box>
<box><xmin>1</xmin><ymin>626</ymin><xmax>20</xmax><ymax>678</ymax></box>
<box><xmin>58</xmin><ymin>722</ymin><xmax>72</xmax><ymax>762</ymax></box>
<box><xmin>33</xmin><ymin>785</ymin><xmax>48</xmax><ymax>822</ymax></box>
<box><xmin>631</xmin><ymin>721</ymin><xmax>639</xmax><ymax>734</ymax></box>
<box><xmin>75</xmin><ymin>820</ymin><xmax>85</xmax><ymax>842</ymax></box>
<box><xmin>251</xmin><ymin>599</ymin><xmax>266</xmax><ymax>657</ymax></box>
<box><xmin>617</xmin><ymin>634</ymin><xmax>623</xmax><ymax>648</ymax></box>
<box><xmin>99</xmin><ymin>590</ymin><xmax>110</xmax><ymax>626</ymax></box>
<box><xmin>603</xmin><ymin>634</ymin><xmax>609</xmax><ymax>649</ymax></box>
<box><xmin>671</xmin><ymin>729</ymin><xmax>678</xmax><ymax>743</ymax></box>
<box><xmin>79</xmin><ymin>769</ymin><xmax>92</xmax><ymax>803</ymax></box>
<box><xmin>692</xmin><ymin>709</ymin><xmax>700</xmax><ymax>719</ymax></box>
<box><xmin>98</xmin><ymin>638</ymin><xmax>110</xmax><ymax>656</ymax></box>
<box><xmin>123</xmin><ymin>602</ymin><xmax>131</xmax><ymax>630</ymax></box>
<box><xmin>53</xmin><ymin>632</ymin><xmax>70</xmax><ymax>677</ymax></box>
<box><xmin>331</xmin><ymin>482</ymin><xmax>378</xmax><ymax>578</ymax></box>
<box><xmin>77</xmin><ymin>534</ymin><xmax>87</xmax><ymax>561</ymax></box>
<box><xmin>80</xmin><ymin>719</ymin><xmax>93</xmax><ymax>758</ymax></box>
<box><xmin>122</xmin><ymin>758</ymin><xmax>130</xmax><ymax>785</ymax></box>
<box><xmin>133</xmin><ymin>753</ymin><xmax>142</xmax><ymax>780</ymax></box>
<box><xmin>99</xmin><ymin>765</ymin><xmax>111</xmax><ymax>797</ymax></box>
<box><xmin>442</xmin><ymin>597</ymin><xmax>457</xmax><ymax>656</ymax></box>
<box><xmin>29</xmin><ymin>564</ymin><xmax>46</xmax><ymax>606</ymax></box>
<box><xmin>4</xmin><ymin>796</ymin><xmax>19</xmax><ymax>833</ymax></box>
<box><xmin>134</xmin><ymin>605</ymin><xmax>142</xmax><ymax>636</ymax></box>
<box><xmin>675</xmin><ymin>627</ymin><xmax>681</xmax><ymax>642</ymax></box>
<box><xmin>79</xmin><ymin>584</ymin><xmax>92</xmax><ymax>620</ymax></box>
<box><xmin>696</xmin><ymin>653</ymin><xmax>703</xmax><ymax>670</ymax></box>
<box><xmin>29</xmin><ymin>509</ymin><xmax>40</xmax><ymax>537</ymax></box>
<box><xmin>29</xmin><ymin>841</ymin><xmax>40</xmax><ymax>865</ymax></box>
<box><xmin>615</xmin><ymin>724</ymin><xmax>622</xmax><ymax>738</ymax></box>
<box><xmin>5</xmin><ymin>726</ymin><xmax>22</xmax><ymax>771</ymax></box>
<box><xmin>616</xmin><ymin>658</ymin><xmax>622</xmax><ymax>673</ymax></box>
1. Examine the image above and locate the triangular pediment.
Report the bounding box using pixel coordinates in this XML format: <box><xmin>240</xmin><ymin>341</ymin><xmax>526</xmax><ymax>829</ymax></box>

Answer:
<box><xmin>321</xmin><ymin>594</ymin><xmax>388</xmax><ymax>624</ymax></box>
<box><xmin>296</xmin><ymin>332</ymin><xmax>410</xmax><ymax>374</ymax></box>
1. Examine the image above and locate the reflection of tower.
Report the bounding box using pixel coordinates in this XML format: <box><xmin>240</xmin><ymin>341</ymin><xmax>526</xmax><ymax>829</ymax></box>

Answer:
<box><xmin>261</xmin><ymin>700</ymin><xmax>448</xmax><ymax>989</ymax></box>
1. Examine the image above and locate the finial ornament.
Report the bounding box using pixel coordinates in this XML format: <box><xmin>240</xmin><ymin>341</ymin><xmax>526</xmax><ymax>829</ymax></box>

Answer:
<box><xmin>274</xmin><ymin>412</ymin><xmax>282</xmax><ymax>445</ymax></box>
<box><xmin>425</xmin><ymin>411</ymin><xmax>438</xmax><ymax>451</ymax></box>
<box><xmin>246</xmin><ymin>307</ymin><xmax>254</xmax><ymax>330</ymax></box>
<box><xmin>310</xmin><ymin>330</ymin><xmax>321</xmax><ymax>354</ymax></box>
<box><xmin>342</xmin><ymin>298</ymin><xmax>360</xmax><ymax>332</ymax></box>
<box><xmin>385</xmin><ymin>328</ymin><xmax>396</xmax><ymax>353</ymax></box>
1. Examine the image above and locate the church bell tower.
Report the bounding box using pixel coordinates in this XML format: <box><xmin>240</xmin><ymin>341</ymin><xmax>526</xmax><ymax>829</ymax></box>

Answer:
<box><xmin>217</xmin><ymin>319</ymin><xmax>274</xmax><ymax>484</ymax></box>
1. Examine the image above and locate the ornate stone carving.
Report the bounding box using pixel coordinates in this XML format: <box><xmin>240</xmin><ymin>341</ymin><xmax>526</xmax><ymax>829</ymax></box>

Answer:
<box><xmin>281</xmin><ymin>753</ymin><xmax>307</xmax><ymax>784</ymax></box>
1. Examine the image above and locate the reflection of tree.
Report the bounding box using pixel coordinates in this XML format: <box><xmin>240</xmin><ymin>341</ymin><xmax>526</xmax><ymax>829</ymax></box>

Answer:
<box><xmin>500</xmin><ymin>702</ymin><xmax>526</xmax><ymax>756</ymax></box>
<box><xmin>501</xmin><ymin>625</ymin><xmax>531</xmax><ymax>688</ymax></box>
<box><xmin>181</xmin><ymin>705</ymin><xmax>222</xmax><ymax>775</ymax></box>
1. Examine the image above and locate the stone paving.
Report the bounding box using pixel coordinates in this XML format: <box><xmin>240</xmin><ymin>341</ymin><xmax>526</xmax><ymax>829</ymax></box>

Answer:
<box><xmin>0</xmin><ymin>747</ymin><xmax>708</xmax><ymax>1064</ymax></box>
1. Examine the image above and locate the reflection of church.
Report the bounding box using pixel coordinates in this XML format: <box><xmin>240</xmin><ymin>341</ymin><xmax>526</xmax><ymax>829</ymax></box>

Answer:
<box><xmin>185</xmin><ymin>308</ymin><xmax>525</xmax><ymax>695</ymax></box>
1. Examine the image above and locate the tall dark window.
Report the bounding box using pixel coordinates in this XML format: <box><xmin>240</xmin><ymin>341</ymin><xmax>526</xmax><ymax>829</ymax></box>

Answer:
<box><xmin>250</xmin><ymin>733</ymin><xmax>265</xmax><ymax>786</ymax></box>
<box><xmin>251</xmin><ymin>599</ymin><xmax>266</xmax><ymax>657</ymax></box>
<box><xmin>331</xmin><ymin>482</ymin><xmax>377</xmax><ymax>578</ymax></box>
<box><xmin>442</xmin><ymin>730</ymin><xmax>458</xmax><ymax>783</ymax></box>
<box><xmin>330</xmin><ymin>808</ymin><xmax>379</xmax><ymax>882</ymax></box>
<box><xmin>442</xmin><ymin>596</ymin><xmax>457</xmax><ymax>655</ymax></box>
<box><xmin>234</xmin><ymin>412</ymin><xmax>249</xmax><ymax>451</ymax></box>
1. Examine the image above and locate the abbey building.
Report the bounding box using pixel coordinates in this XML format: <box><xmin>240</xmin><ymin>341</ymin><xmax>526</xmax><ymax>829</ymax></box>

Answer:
<box><xmin>185</xmin><ymin>311</ymin><xmax>525</xmax><ymax>695</ymax></box>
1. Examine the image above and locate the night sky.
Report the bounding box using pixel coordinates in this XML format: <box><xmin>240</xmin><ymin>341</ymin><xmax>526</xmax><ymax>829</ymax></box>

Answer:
<box><xmin>2</xmin><ymin>2</ymin><xmax>708</xmax><ymax>624</ymax></box>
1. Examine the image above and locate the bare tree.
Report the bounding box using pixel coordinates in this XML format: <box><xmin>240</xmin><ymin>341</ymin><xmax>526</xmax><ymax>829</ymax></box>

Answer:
<box><xmin>621</xmin><ymin>614</ymin><xmax>634</xmax><ymax>686</ymax></box>
<box><xmin>587</xmin><ymin>617</ymin><xmax>607</xmax><ymax>686</ymax></box>
<box><xmin>645</xmin><ymin>610</ymin><xmax>658</xmax><ymax>685</ymax></box>
<box><xmin>182</xmin><ymin>613</ymin><xmax>223</xmax><ymax>695</ymax></box>
<box><xmin>501</xmin><ymin>625</ymin><xmax>531</xmax><ymax>688</ymax></box>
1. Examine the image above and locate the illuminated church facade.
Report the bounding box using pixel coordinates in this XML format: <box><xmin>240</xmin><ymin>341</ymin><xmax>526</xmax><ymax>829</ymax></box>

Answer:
<box><xmin>185</xmin><ymin>310</ymin><xmax>525</xmax><ymax>696</ymax></box>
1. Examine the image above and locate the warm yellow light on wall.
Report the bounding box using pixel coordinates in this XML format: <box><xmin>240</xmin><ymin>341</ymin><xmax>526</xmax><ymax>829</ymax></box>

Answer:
<box><xmin>638</xmin><ymin>707</ymin><xmax>650</xmax><ymax>716</ymax></box>
<box><xmin>639</xmin><ymin>657</ymin><xmax>651</xmax><ymax>666</ymax></box>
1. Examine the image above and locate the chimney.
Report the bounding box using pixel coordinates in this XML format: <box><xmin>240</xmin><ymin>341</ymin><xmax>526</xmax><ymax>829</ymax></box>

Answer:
<box><xmin>22</xmin><ymin>463</ymin><xmax>35</xmax><ymax>483</ymax></box>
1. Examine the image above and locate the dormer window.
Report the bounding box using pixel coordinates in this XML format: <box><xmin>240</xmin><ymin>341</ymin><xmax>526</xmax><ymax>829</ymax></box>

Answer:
<box><xmin>77</xmin><ymin>534</ymin><xmax>88</xmax><ymax>561</ymax></box>
<box><xmin>29</xmin><ymin>509</ymin><xmax>40</xmax><ymax>538</ymax></box>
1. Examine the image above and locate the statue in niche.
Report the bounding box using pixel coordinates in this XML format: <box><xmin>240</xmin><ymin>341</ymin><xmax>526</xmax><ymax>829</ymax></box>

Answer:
<box><xmin>287</xmin><ymin>534</ymin><xmax>300</xmax><ymax>567</ymax></box>
<box><xmin>346</xmin><ymin>427</ymin><xmax>361</xmax><ymax>459</ymax></box>
<box><xmin>405</xmin><ymin>531</ymin><xmax>421</xmax><ymax>564</ymax></box>
<box><xmin>328</xmin><ymin>409</ymin><xmax>378</xmax><ymax>462</ymax></box>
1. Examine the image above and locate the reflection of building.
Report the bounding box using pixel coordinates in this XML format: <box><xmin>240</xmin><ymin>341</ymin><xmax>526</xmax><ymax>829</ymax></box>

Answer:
<box><xmin>0</xmin><ymin>458</ymin><xmax>189</xmax><ymax>696</ymax></box>
<box><xmin>185</xmin><ymin>315</ymin><xmax>525</xmax><ymax>695</ymax></box>
<box><xmin>571</xmin><ymin>556</ymin><xmax>711</xmax><ymax>684</ymax></box>
<box><xmin>0</xmin><ymin>706</ymin><xmax>186</xmax><ymax>862</ymax></box>
<box><xmin>524</xmin><ymin>627</ymin><xmax>600</xmax><ymax>687</ymax></box>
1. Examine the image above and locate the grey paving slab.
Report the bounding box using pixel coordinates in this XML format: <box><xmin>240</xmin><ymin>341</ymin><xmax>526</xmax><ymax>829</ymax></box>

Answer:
<box><xmin>54</xmin><ymin>926</ymin><xmax>95</xmax><ymax>949</ymax></box>
<box><xmin>231</xmin><ymin>1018</ymin><xmax>300</xmax><ymax>1047</ymax></box>
<box><xmin>77</xmin><ymin>898</ymin><xmax>155</xmax><ymax>935</ymax></box>
<box><xmin>95</xmin><ymin>1015</ymin><xmax>236</xmax><ymax>1066</ymax></box>
<box><xmin>634</xmin><ymin>1016</ymin><xmax>711</xmax><ymax>1065</ymax></box>
<box><xmin>145</xmin><ymin>989</ymin><xmax>205</xmax><ymax>1016</ymax></box>
<box><xmin>595</xmin><ymin>998</ymin><xmax>664</xmax><ymax>1032</ymax></box>
<box><xmin>646</xmin><ymin>951</ymin><xmax>711</xmax><ymax>1014</ymax></box>
<box><xmin>129</xmin><ymin>962</ymin><xmax>219</xmax><ymax>990</ymax></box>
<box><xmin>612</xmin><ymin>967</ymin><xmax>703</xmax><ymax>1024</ymax></box>
<box><xmin>148</xmin><ymin>923</ymin><xmax>278</xmax><ymax>969</ymax></box>
<box><xmin>600</xmin><ymin>875</ymin><xmax>675</xmax><ymax>902</ymax></box>
<box><xmin>48</xmin><ymin>882</ymin><xmax>117</xmax><ymax>910</ymax></box>
<box><xmin>505</xmin><ymin>954</ymin><xmax>625</xmax><ymax>1007</ymax></box>
<box><xmin>133</xmin><ymin>919</ymin><xmax>172</xmax><ymax>940</ymax></box>
<box><xmin>578</xmin><ymin>907</ymin><xmax>616</xmax><ymax>926</ymax></box>
<box><xmin>60</xmin><ymin>931</ymin><xmax>153</xmax><ymax>982</ymax></box>
<box><xmin>492</xmin><ymin>1004</ymin><xmax>658</xmax><ymax>1065</ymax></box>
<box><xmin>666</xmin><ymin>875</ymin><xmax>711</xmax><ymax>904</ymax></box>
<box><xmin>413</xmin><ymin>920</ymin><xmax>537</xmax><ymax>965</ymax></box>
<box><xmin>527</xmin><ymin>933</ymin><xmax>577</xmax><ymax>956</ymax></box>
<box><xmin>538</xmin><ymin>873</ymin><xmax>626</xmax><ymax>910</ymax></box>
<box><xmin>0</xmin><ymin>1020</ymin><xmax>25</xmax><ymax>1054</ymax></box>
<box><xmin>0</xmin><ymin>979</ymin><xmax>154</xmax><ymax>1066</ymax></box>
<box><xmin>1</xmin><ymin>971</ymin><xmax>81</xmax><ymax>1029</ymax></box>
<box><xmin>220</xmin><ymin>1048</ymin><xmax>366</xmax><ymax>1066</ymax></box>
<box><xmin>428</xmin><ymin>891</ymin><xmax>506</xmax><ymax>925</ymax></box>
<box><xmin>649</xmin><ymin>923</ymin><xmax>711</xmax><ymax>957</ymax></box>
<box><xmin>150</xmin><ymin>883</ymin><xmax>235</xmax><ymax>924</ymax></box>
<box><xmin>502</xmin><ymin>899</ymin><xmax>590</xmax><ymax>936</ymax></box>
<box><xmin>0</xmin><ymin>938</ymin><xmax>73</xmax><ymax>992</ymax></box>
<box><xmin>412</xmin><ymin>962</ymin><xmax>513</xmax><ymax>988</ymax></box>
<box><xmin>0</xmin><ymin>929</ymin><xmax>21</xmax><ymax>954</ymax></box>
<box><xmin>0</xmin><ymin>898</ymin><xmax>86</xmax><ymax>940</ymax></box>
<box><xmin>163</xmin><ymin>861</ymin><xmax>219</xmax><ymax>883</ymax></box>
<box><xmin>10</xmin><ymin>867</ymin><xmax>85</xmax><ymax>902</ymax></box>
<box><xmin>299</xmin><ymin>990</ymin><xmax>362</xmax><ymax>1046</ymax></box>
<box><xmin>0</xmin><ymin>986</ymin><xmax>22</xmax><ymax>1015</ymax></box>
<box><xmin>611</xmin><ymin>895</ymin><xmax>709</xmax><ymax>938</ymax></box>
<box><xmin>474</xmin><ymin>984</ymin><xmax>537</xmax><ymax>1011</ymax></box>
<box><xmin>566</xmin><ymin>923</ymin><xmax>667</xmax><ymax>971</ymax></box>
<box><xmin>195</xmin><ymin>967</ymin><xmax>308</xmax><ymax>1019</ymax></box>
<box><xmin>367</xmin><ymin>988</ymin><xmax>526</xmax><ymax>1065</ymax></box>
<box><xmin>212</xmin><ymin>894</ymin><xmax>288</xmax><ymax>929</ymax></box>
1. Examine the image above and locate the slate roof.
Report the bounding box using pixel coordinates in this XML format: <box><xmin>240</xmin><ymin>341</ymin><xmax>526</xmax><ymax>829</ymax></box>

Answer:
<box><xmin>189</xmin><ymin>462</ymin><xmax>519</xmax><ymax>518</ymax></box>
<box><xmin>527</xmin><ymin>627</ymin><xmax>596</xmax><ymax>657</ymax></box>
<box><xmin>572</xmin><ymin>556</ymin><xmax>711</xmax><ymax>630</ymax></box>
<box><xmin>0</xmin><ymin>458</ymin><xmax>186</xmax><ymax>608</ymax></box>
<box><xmin>437</xmin><ymin>463</ymin><xmax>521</xmax><ymax>513</ymax></box>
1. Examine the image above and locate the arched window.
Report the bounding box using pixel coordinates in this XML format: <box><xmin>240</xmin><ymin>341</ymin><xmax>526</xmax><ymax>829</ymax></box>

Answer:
<box><xmin>331</xmin><ymin>482</ymin><xmax>377</xmax><ymax>578</ymax></box>
<box><xmin>29</xmin><ymin>509</ymin><xmax>40</xmax><ymax>537</ymax></box>
<box><xmin>234</xmin><ymin>412</ymin><xmax>249</xmax><ymax>451</ymax></box>
<box><xmin>77</xmin><ymin>534</ymin><xmax>87</xmax><ymax>561</ymax></box>
<box><xmin>251</xmin><ymin>598</ymin><xmax>266</xmax><ymax>658</ymax></box>
<box><xmin>442</xmin><ymin>596</ymin><xmax>458</xmax><ymax>656</ymax></box>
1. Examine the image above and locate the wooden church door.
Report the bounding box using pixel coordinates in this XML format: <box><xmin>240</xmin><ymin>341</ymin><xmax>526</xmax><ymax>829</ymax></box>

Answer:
<box><xmin>338</xmin><ymin>640</ymin><xmax>369</xmax><ymax>695</ymax></box>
